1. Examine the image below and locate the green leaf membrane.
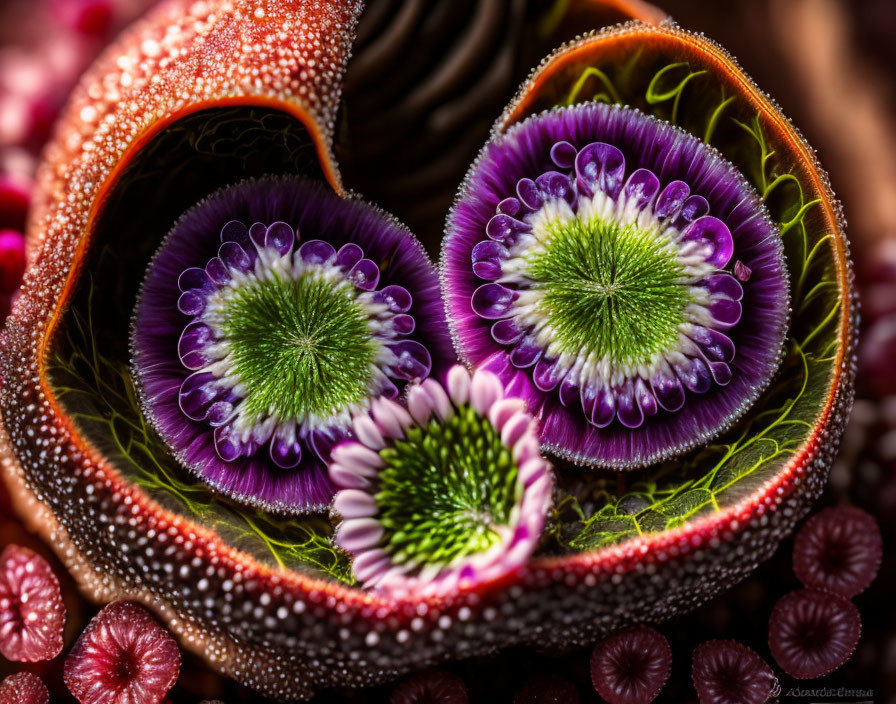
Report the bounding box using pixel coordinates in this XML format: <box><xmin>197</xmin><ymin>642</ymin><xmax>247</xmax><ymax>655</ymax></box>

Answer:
<box><xmin>536</xmin><ymin>54</ymin><xmax>841</xmax><ymax>553</ymax></box>
<box><xmin>44</xmin><ymin>108</ymin><xmax>352</xmax><ymax>583</ymax></box>
<box><xmin>49</xmin><ymin>269</ymin><xmax>354</xmax><ymax>583</ymax></box>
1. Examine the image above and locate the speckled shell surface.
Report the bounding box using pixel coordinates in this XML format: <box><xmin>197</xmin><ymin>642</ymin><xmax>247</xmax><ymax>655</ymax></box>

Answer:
<box><xmin>0</xmin><ymin>13</ymin><xmax>855</xmax><ymax>704</ymax></box>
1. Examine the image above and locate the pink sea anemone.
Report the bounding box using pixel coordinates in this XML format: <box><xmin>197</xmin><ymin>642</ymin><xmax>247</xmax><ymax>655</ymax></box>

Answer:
<box><xmin>692</xmin><ymin>640</ymin><xmax>776</xmax><ymax>704</ymax></box>
<box><xmin>591</xmin><ymin>626</ymin><xmax>672</xmax><ymax>704</ymax></box>
<box><xmin>0</xmin><ymin>544</ymin><xmax>65</xmax><ymax>662</ymax></box>
<box><xmin>768</xmin><ymin>589</ymin><xmax>861</xmax><ymax>679</ymax></box>
<box><xmin>64</xmin><ymin>601</ymin><xmax>181</xmax><ymax>704</ymax></box>
<box><xmin>793</xmin><ymin>505</ymin><xmax>882</xmax><ymax>597</ymax></box>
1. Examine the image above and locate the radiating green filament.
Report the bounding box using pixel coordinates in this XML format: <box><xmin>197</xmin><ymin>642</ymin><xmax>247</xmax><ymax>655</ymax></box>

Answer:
<box><xmin>524</xmin><ymin>215</ymin><xmax>691</xmax><ymax>368</ymax></box>
<box><xmin>375</xmin><ymin>405</ymin><xmax>519</xmax><ymax>568</ymax></box>
<box><xmin>216</xmin><ymin>269</ymin><xmax>377</xmax><ymax>423</ymax></box>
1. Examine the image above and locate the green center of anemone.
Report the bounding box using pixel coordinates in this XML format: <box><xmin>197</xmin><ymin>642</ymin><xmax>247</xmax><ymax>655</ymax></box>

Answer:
<box><xmin>213</xmin><ymin>269</ymin><xmax>378</xmax><ymax>423</ymax></box>
<box><xmin>521</xmin><ymin>214</ymin><xmax>692</xmax><ymax>368</ymax></box>
<box><xmin>375</xmin><ymin>404</ymin><xmax>520</xmax><ymax>569</ymax></box>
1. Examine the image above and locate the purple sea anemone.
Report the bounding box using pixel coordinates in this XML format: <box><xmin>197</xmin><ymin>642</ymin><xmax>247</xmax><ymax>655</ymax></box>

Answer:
<box><xmin>793</xmin><ymin>505</ymin><xmax>882</xmax><ymax>597</ymax></box>
<box><xmin>132</xmin><ymin>176</ymin><xmax>453</xmax><ymax>513</ymax></box>
<box><xmin>768</xmin><ymin>588</ymin><xmax>861</xmax><ymax>679</ymax></box>
<box><xmin>590</xmin><ymin>626</ymin><xmax>672</xmax><ymax>704</ymax></box>
<box><xmin>691</xmin><ymin>640</ymin><xmax>777</xmax><ymax>704</ymax></box>
<box><xmin>442</xmin><ymin>102</ymin><xmax>789</xmax><ymax>468</ymax></box>
<box><xmin>329</xmin><ymin>365</ymin><xmax>552</xmax><ymax>596</ymax></box>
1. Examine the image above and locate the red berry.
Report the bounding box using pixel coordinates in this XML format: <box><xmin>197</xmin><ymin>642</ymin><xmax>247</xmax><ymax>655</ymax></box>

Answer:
<box><xmin>692</xmin><ymin>640</ymin><xmax>776</xmax><ymax>704</ymax></box>
<box><xmin>390</xmin><ymin>670</ymin><xmax>468</xmax><ymax>704</ymax></box>
<box><xmin>793</xmin><ymin>505</ymin><xmax>882</xmax><ymax>597</ymax></box>
<box><xmin>0</xmin><ymin>229</ymin><xmax>26</xmax><ymax>294</ymax></box>
<box><xmin>768</xmin><ymin>589</ymin><xmax>861</xmax><ymax>679</ymax></box>
<box><xmin>51</xmin><ymin>0</ymin><xmax>116</xmax><ymax>37</ymax></box>
<box><xmin>0</xmin><ymin>671</ymin><xmax>49</xmax><ymax>704</ymax></box>
<box><xmin>1</xmin><ymin>292</ymin><xmax>14</xmax><ymax>320</ymax></box>
<box><xmin>64</xmin><ymin>601</ymin><xmax>181</xmax><ymax>704</ymax></box>
<box><xmin>590</xmin><ymin>626</ymin><xmax>672</xmax><ymax>704</ymax></box>
<box><xmin>0</xmin><ymin>544</ymin><xmax>65</xmax><ymax>662</ymax></box>
<box><xmin>860</xmin><ymin>312</ymin><xmax>896</xmax><ymax>397</ymax></box>
<box><xmin>862</xmin><ymin>281</ymin><xmax>896</xmax><ymax>319</ymax></box>
<box><xmin>862</xmin><ymin>238</ymin><xmax>896</xmax><ymax>284</ymax></box>
<box><xmin>0</xmin><ymin>176</ymin><xmax>30</xmax><ymax>232</ymax></box>
<box><xmin>23</xmin><ymin>94</ymin><xmax>64</xmax><ymax>154</ymax></box>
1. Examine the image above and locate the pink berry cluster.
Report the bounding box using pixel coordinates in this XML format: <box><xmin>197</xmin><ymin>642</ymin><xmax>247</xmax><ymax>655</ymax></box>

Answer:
<box><xmin>767</xmin><ymin>505</ymin><xmax>881</xmax><ymax>681</ymax></box>
<box><xmin>384</xmin><ymin>503</ymin><xmax>882</xmax><ymax>704</ymax></box>
<box><xmin>0</xmin><ymin>544</ymin><xmax>181</xmax><ymax>704</ymax></box>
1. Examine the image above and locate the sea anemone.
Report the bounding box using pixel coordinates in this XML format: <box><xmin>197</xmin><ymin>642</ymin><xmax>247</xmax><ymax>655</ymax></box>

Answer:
<box><xmin>768</xmin><ymin>588</ymin><xmax>861</xmax><ymax>679</ymax></box>
<box><xmin>793</xmin><ymin>505</ymin><xmax>882</xmax><ymax>597</ymax></box>
<box><xmin>330</xmin><ymin>365</ymin><xmax>552</xmax><ymax>595</ymax></box>
<box><xmin>442</xmin><ymin>101</ymin><xmax>788</xmax><ymax>468</ymax></box>
<box><xmin>0</xmin><ymin>5</ymin><xmax>856</xmax><ymax>698</ymax></box>
<box><xmin>390</xmin><ymin>670</ymin><xmax>468</xmax><ymax>704</ymax></box>
<box><xmin>0</xmin><ymin>545</ymin><xmax>65</xmax><ymax>662</ymax></box>
<box><xmin>590</xmin><ymin>626</ymin><xmax>672</xmax><ymax>704</ymax></box>
<box><xmin>132</xmin><ymin>176</ymin><xmax>450</xmax><ymax>513</ymax></box>
<box><xmin>0</xmin><ymin>671</ymin><xmax>49</xmax><ymax>704</ymax></box>
<box><xmin>691</xmin><ymin>640</ymin><xmax>777</xmax><ymax>704</ymax></box>
<box><xmin>63</xmin><ymin>600</ymin><xmax>181</xmax><ymax>704</ymax></box>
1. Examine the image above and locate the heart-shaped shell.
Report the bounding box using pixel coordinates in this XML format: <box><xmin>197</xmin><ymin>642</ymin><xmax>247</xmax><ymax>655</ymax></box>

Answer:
<box><xmin>0</xmin><ymin>9</ymin><xmax>854</xmax><ymax>703</ymax></box>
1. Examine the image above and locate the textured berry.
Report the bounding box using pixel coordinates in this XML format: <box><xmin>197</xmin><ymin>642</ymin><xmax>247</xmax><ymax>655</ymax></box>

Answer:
<box><xmin>64</xmin><ymin>601</ymin><xmax>181</xmax><ymax>704</ymax></box>
<box><xmin>590</xmin><ymin>626</ymin><xmax>672</xmax><ymax>704</ymax></box>
<box><xmin>692</xmin><ymin>640</ymin><xmax>776</xmax><ymax>704</ymax></box>
<box><xmin>768</xmin><ymin>589</ymin><xmax>861</xmax><ymax>679</ymax></box>
<box><xmin>390</xmin><ymin>670</ymin><xmax>468</xmax><ymax>704</ymax></box>
<box><xmin>0</xmin><ymin>671</ymin><xmax>49</xmax><ymax>704</ymax></box>
<box><xmin>793</xmin><ymin>505</ymin><xmax>882</xmax><ymax>597</ymax></box>
<box><xmin>0</xmin><ymin>545</ymin><xmax>65</xmax><ymax>662</ymax></box>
